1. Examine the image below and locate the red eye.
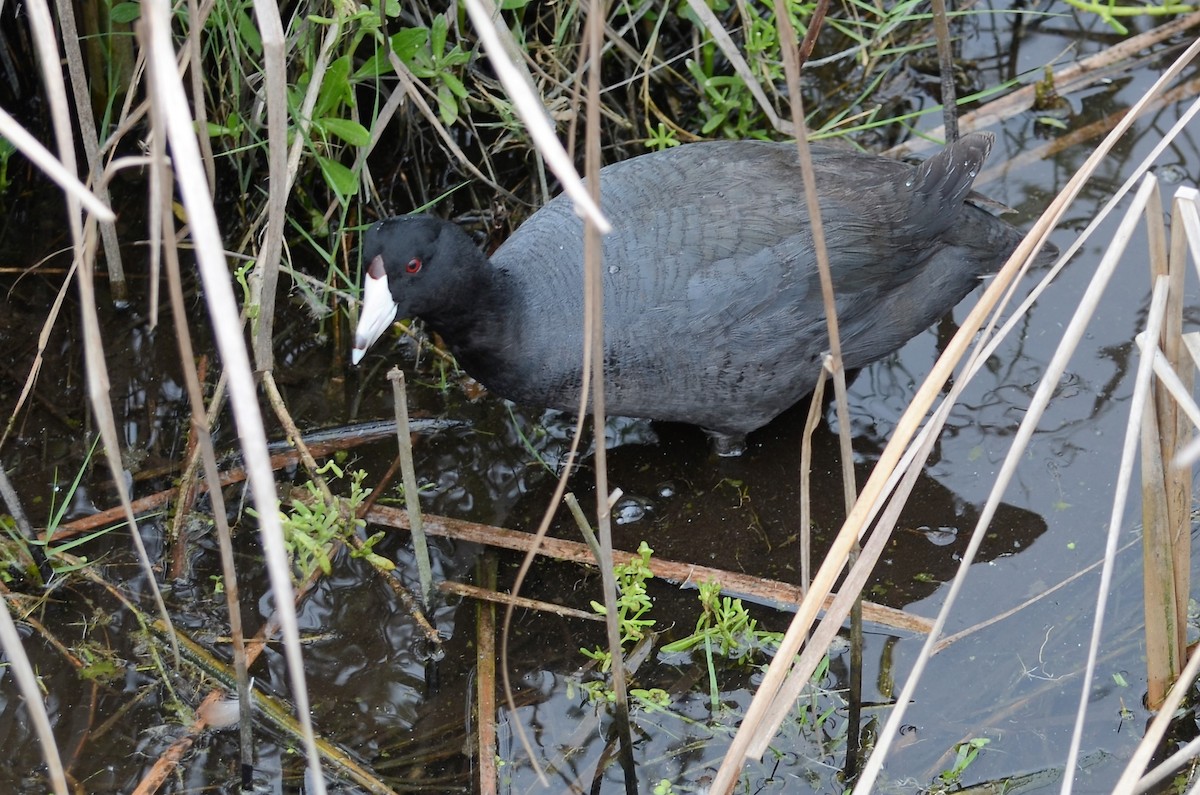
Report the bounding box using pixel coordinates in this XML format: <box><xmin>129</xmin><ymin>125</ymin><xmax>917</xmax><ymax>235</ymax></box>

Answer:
<box><xmin>406</xmin><ymin>257</ymin><xmax>422</xmax><ymax>274</ymax></box>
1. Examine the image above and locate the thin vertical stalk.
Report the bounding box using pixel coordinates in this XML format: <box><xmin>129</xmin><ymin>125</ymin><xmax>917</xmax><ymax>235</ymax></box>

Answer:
<box><xmin>581</xmin><ymin>0</ymin><xmax>637</xmax><ymax>790</ymax></box>
<box><xmin>0</xmin><ymin>594</ymin><xmax>66</xmax><ymax>794</ymax></box>
<box><xmin>158</xmin><ymin>146</ymin><xmax>255</xmax><ymax>780</ymax></box>
<box><xmin>463</xmin><ymin>0</ymin><xmax>609</xmax><ymax>779</ymax></box>
<box><xmin>140</xmin><ymin>2</ymin><xmax>326</xmax><ymax>790</ymax></box>
<box><xmin>476</xmin><ymin>554</ymin><xmax>499</xmax><ymax>795</ymax></box>
<box><xmin>1062</xmin><ymin>274</ymin><xmax>1168</xmax><ymax>795</ymax></box>
<box><xmin>857</xmin><ymin>175</ymin><xmax>1157</xmax><ymax>795</ymax></box>
<box><xmin>798</xmin><ymin>368</ymin><xmax>827</xmax><ymax>591</ymax></box>
<box><xmin>28</xmin><ymin>0</ymin><xmax>178</xmax><ymax>668</ymax></box>
<box><xmin>930</xmin><ymin>0</ymin><xmax>958</xmax><ymax>141</ymax></box>
<box><xmin>389</xmin><ymin>368</ymin><xmax>433</xmax><ymax>608</ymax></box>
<box><xmin>52</xmin><ymin>0</ymin><xmax>127</xmax><ymax>304</ymax></box>
<box><xmin>1161</xmin><ymin>190</ymin><xmax>1194</xmax><ymax>665</ymax></box>
<box><xmin>1140</xmin><ymin>184</ymin><xmax>1180</xmax><ymax>709</ymax></box>
<box><xmin>249</xmin><ymin>0</ymin><xmax>288</xmax><ymax>372</ymax></box>
<box><xmin>711</xmin><ymin>5</ymin><xmax>860</xmax><ymax>788</ymax></box>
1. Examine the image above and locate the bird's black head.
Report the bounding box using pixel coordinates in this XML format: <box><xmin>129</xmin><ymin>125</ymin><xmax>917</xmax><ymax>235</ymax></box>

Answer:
<box><xmin>352</xmin><ymin>215</ymin><xmax>483</xmax><ymax>364</ymax></box>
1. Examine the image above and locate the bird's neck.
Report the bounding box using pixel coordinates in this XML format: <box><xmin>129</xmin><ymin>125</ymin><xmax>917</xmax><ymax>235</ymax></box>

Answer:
<box><xmin>425</xmin><ymin>262</ymin><xmax>513</xmax><ymax>371</ymax></box>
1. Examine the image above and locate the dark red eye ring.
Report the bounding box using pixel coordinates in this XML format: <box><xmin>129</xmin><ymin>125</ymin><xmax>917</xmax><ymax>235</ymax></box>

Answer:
<box><xmin>406</xmin><ymin>257</ymin><xmax>422</xmax><ymax>274</ymax></box>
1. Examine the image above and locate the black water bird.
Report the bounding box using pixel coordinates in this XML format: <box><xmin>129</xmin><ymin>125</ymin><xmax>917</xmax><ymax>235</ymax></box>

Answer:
<box><xmin>354</xmin><ymin>133</ymin><xmax>1034</xmax><ymax>455</ymax></box>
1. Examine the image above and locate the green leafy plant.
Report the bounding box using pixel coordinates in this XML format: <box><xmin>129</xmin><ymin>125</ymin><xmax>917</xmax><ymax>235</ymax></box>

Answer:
<box><xmin>1061</xmin><ymin>0</ymin><xmax>1195</xmax><ymax>36</ymax></box>
<box><xmin>661</xmin><ymin>579</ymin><xmax>782</xmax><ymax>663</ymax></box>
<box><xmin>0</xmin><ymin>436</ymin><xmax>123</xmax><ymax>585</ymax></box>
<box><xmin>581</xmin><ymin>540</ymin><xmax>657</xmax><ymax>673</ymax></box>
<box><xmin>685</xmin><ymin>58</ymin><xmax>768</xmax><ymax>140</ymax></box>
<box><xmin>935</xmin><ymin>737</ymin><xmax>990</xmax><ymax>790</ymax></box>
<box><xmin>409</xmin><ymin>13</ymin><xmax>471</xmax><ymax>126</ymax></box>
<box><xmin>258</xmin><ymin>462</ymin><xmax>375</xmax><ymax>584</ymax></box>
<box><xmin>643</xmin><ymin>122</ymin><xmax>681</xmax><ymax>151</ymax></box>
<box><xmin>0</xmin><ymin>134</ymin><xmax>16</xmax><ymax>194</ymax></box>
<box><xmin>356</xmin><ymin>12</ymin><xmax>470</xmax><ymax>127</ymax></box>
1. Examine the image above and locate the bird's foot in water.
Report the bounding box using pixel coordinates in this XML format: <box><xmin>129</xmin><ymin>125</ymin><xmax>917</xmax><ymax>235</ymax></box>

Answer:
<box><xmin>706</xmin><ymin>430</ymin><xmax>747</xmax><ymax>457</ymax></box>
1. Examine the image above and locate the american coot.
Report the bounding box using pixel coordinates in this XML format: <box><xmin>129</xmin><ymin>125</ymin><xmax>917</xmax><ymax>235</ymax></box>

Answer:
<box><xmin>354</xmin><ymin>132</ymin><xmax>1028</xmax><ymax>455</ymax></box>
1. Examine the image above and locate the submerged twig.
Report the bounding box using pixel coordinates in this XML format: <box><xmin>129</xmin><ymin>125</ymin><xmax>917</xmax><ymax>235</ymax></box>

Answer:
<box><xmin>442</xmin><ymin>579</ymin><xmax>604</xmax><ymax>623</ymax></box>
<box><xmin>366</xmin><ymin>504</ymin><xmax>932</xmax><ymax>634</ymax></box>
<box><xmin>888</xmin><ymin>10</ymin><xmax>1200</xmax><ymax>157</ymax></box>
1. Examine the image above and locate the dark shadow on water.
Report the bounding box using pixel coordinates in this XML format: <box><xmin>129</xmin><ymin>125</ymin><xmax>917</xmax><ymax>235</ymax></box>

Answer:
<box><xmin>499</xmin><ymin>399</ymin><xmax>1050</xmax><ymax>610</ymax></box>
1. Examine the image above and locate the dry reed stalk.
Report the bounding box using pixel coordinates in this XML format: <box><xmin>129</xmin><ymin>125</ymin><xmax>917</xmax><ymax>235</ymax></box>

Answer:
<box><xmin>51</xmin><ymin>0</ymin><xmax>126</xmax><ymax>303</ymax></box>
<box><xmin>475</xmin><ymin>558</ymin><xmax>499</xmax><ymax>795</ymax></box>
<box><xmin>1140</xmin><ymin>187</ymin><xmax>1179</xmax><ymax>711</ymax></box>
<box><xmin>1058</xmin><ymin>233</ymin><xmax>1167</xmax><ymax>795</ymax></box>
<box><xmin>929</xmin><ymin>0</ymin><xmax>958</xmax><ymax>141</ymax></box>
<box><xmin>1111</xmin><ymin>190</ymin><xmax>1200</xmax><ymax>794</ymax></box>
<box><xmin>461</xmin><ymin>0</ymin><xmax>616</xmax><ymax>784</ymax></box>
<box><xmin>389</xmin><ymin>367</ymin><xmax>434</xmax><ymax>608</ymax></box>
<box><xmin>185</xmin><ymin>0</ymin><xmax>216</xmax><ymax>193</ymax></box>
<box><xmin>155</xmin><ymin>121</ymin><xmax>257</xmax><ymax>774</ymax></box>
<box><xmin>749</xmin><ymin>396</ymin><xmax>949</xmax><ymax>758</ymax></box>
<box><xmin>249</xmin><ymin>0</ymin><xmax>288</xmax><ymax>372</ymax></box>
<box><xmin>701</xmin><ymin>25</ymin><xmax>1200</xmax><ymax>795</ymax></box>
<box><xmin>578</xmin><ymin>0</ymin><xmax>640</xmax><ymax>784</ymax></box>
<box><xmin>799</xmin><ymin>367</ymin><xmax>828</xmax><ymax>590</ymax></box>
<box><xmin>707</xmin><ymin>0</ymin><xmax>864</xmax><ymax>784</ymax></box>
<box><xmin>12</xmin><ymin>9</ymin><xmax>175</xmax><ymax>794</ymax></box>
<box><xmin>0</xmin><ymin>253</ymin><xmax>79</xmax><ymax>454</ymax></box>
<box><xmin>1159</xmin><ymin>189</ymin><xmax>1195</xmax><ymax>668</ymax></box>
<box><xmin>1138</xmin><ymin>182</ymin><xmax>1194</xmax><ymax>709</ymax></box>
<box><xmin>0</xmin><ymin>585</ymin><xmax>66</xmax><ymax>794</ymax></box>
<box><xmin>0</xmin><ymin>114</ymin><xmax>113</xmax><ymax>220</ymax></box>
<box><xmin>139</xmin><ymin>2</ymin><xmax>327</xmax><ymax>791</ymax></box>
<box><xmin>848</xmin><ymin>35</ymin><xmax>1200</xmax><ymax>792</ymax></box>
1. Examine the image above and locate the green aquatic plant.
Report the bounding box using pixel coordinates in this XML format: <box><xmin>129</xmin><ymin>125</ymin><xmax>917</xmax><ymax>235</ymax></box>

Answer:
<box><xmin>253</xmin><ymin>462</ymin><xmax>376</xmax><ymax>584</ymax></box>
<box><xmin>1</xmin><ymin>436</ymin><xmax>123</xmax><ymax>585</ymax></box>
<box><xmin>581</xmin><ymin>540</ymin><xmax>656</xmax><ymax>673</ymax></box>
<box><xmin>644</xmin><ymin>122</ymin><xmax>681</xmax><ymax>151</ymax></box>
<box><xmin>1061</xmin><ymin>0</ymin><xmax>1195</xmax><ymax>35</ymax></box>
<box><xmin>934</xmin><ymin>737</ymin><xmax>990</xmax><ymax>790</ymax></box>
<box><xmin>661</xmin><ymin>579</ymin><xmax>783</xmax><ymax>663</ymax></box>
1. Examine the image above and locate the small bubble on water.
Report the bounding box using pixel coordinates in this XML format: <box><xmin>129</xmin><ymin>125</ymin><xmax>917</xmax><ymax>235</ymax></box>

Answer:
<box><xmin>614</xmin><ymin>494</ymin><xmax>654</xmax><ymax>525</ymax></box>
<box><xmin>918</xmin><ymin>525</ymin><xmax>958</xmax><ymax>546</ymax></box>
<box><xmin>1157</xmin><ymin>163</ymin><xmax>1188</xmax><ymax>185</ymax></box>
